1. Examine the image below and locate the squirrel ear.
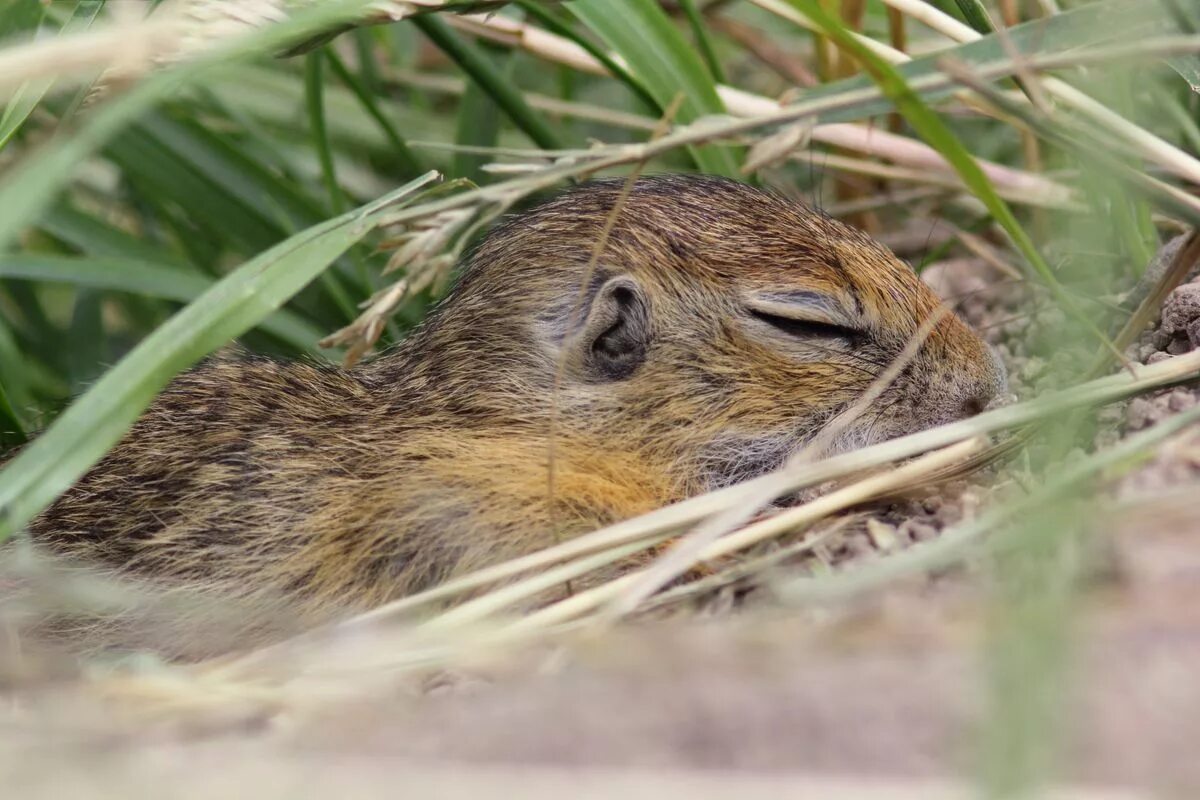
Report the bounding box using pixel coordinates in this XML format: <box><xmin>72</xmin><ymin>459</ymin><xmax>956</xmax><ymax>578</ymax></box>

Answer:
<box><xmin>578</xmin><ymin>276</ymin><xmax>651</xmax><ymax>380</ymax></box>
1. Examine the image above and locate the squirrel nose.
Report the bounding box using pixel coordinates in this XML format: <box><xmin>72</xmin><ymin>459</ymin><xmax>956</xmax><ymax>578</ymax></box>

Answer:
<box><xmin>961</xmin><ymin>345</ymin><xmax>1007</xmax><ymax>418</ymax></box>
<box><xmin>962</xmin><ymin>394</ymin><xmax>989</xmax><ymax>417</ymax></box>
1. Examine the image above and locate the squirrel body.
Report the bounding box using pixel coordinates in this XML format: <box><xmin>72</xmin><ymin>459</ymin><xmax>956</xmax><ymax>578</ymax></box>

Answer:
<box><xmin>23</xmin><ymin>176</ymin><xmax>1005</xmax><ymax>615</ymax></box>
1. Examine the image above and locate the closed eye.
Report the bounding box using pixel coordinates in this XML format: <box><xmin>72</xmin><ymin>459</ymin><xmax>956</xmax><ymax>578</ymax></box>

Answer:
<box><xmin>749</xmin><ymin>309</ymin><xmax>860</xmax><ymax>343</ymax></box>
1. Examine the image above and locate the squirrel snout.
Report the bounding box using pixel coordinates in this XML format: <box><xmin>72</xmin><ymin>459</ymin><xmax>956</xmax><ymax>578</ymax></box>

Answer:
<box><xmin>959</xmin><ymin>344</ymin><xmax>1008</xmax><ymax>418</ymax></box>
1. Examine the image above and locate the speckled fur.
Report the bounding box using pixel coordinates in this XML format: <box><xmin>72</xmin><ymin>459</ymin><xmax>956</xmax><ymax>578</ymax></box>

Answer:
<box><xmin>23</xmin><ymin>176</ymin><xmax>1004</xmax><ymax>618</ymax></box>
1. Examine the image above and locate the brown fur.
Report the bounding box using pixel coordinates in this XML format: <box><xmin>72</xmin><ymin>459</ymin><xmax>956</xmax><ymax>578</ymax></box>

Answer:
<box><xmin>23</xmin><ymin>176</ymin><xmax>1004</xmax><ymax>618</ymax></box>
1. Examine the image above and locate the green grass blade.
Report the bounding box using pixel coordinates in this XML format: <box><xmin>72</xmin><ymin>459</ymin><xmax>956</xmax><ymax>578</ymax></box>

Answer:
<box><xmin>0</xmin><ymin>316</ymin><xmax>33</xmax><ymax>439</ymax></box>
<box><xmin>0</xmin><ymin>0</ymin><xmax>43</xmax><ymax>40</ymax></box>
<box><xmin>513</xmin><ymin>0</ymin><xmax>658</xmax><ymax>112</ymax></box>
<box><xmin>0</xmin><ymin>0</ymin><xmax>104</xmax><ymax>151</ymax></box>
<box><xmin>0</xmin><ymin>0</ymin><xmax>48</xmax><ymax>151</ymax></box>
<box><xmin>0</xmin><ymin>254</ymin><xmax>327</xmax><ymax>353</ymax></box>
<box><xmin>1165</xmin><ymin>7</ymin><xmax>1200</xmax><ymax>95</ymax></box>
<box><xmin>0</xmin><ymin>382</ymin><xmax>27</xmax><ymax>447</ymax></box>
<box><xmin>325</xmin><ymin>48</ymin><xmax>425</xmax><ymax>176</ymax></box>
<box><xmin>952</xmin><ymin>0</ymin><xmax>994</xmax><ymax>34</ymax></box>
<box><xmin>411</xmin><ymin>14</ymin><xmax>564</xmax><ymax>153</ymax></box>
<box><xmin>65</xmin><ymin>290</ymin><xmax>104</xmax><ymax>392</ymax></box>
<box><xmin>207</xmin><ymin>66</ymin><xmax>449</xmax><ymax>159</ymax></box>
<box><xmin>679</xmin><ymin>0</ymin><xmax>725</xmax><ymax>84</ymax></box>
<box><xmin>40</xmin><ymin>202</ymin><xmax>188</xmax><ymax>266</ymax></box>
<box><xmin>306</xmin><ymin>50</ymin><xmax>346</xmax><ymax>215</ymax></box>
<box><xmin>0</xmin><ymin>197</ymin><xmax>388</xmax><ymax>542</ymax></box>
<box><xmin>106</xmin><ymin>123</ymin><xmax>284</xmax><ymax>253</ymax></box>
<box><xmin>569</xmin><ymin>0</ymin><xmax>742</xmax><ymax>177</ymax></box>
<box><xmin>453</xmin><ymin>48</ymin><xmax>507</xmax><ymax>181</ymax></box>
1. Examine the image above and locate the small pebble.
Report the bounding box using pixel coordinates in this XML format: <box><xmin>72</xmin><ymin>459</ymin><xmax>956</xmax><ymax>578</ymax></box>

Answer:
<box><xmin>842</xmin><ymin>532</ymin><xmax>875</xmax><ymax>560</ymax></box>
<box><xmin>1161</xmin><ymin>284</ymin><xmax>1200</xmax><ymax>336</ymax></box>
<box><xmin>1168</xmin><ymin>389</ymin><xmax>1197</xmax><ymax>413</ymax></box>
<box><xmin>900</xmin><ymin>519</ymin><xmax>939</xmax><ymax>543</ymax></box>
<box><xmin>866</xmin><ymin>519</ymin><xmax>899</xmax><ymax>552</ymax></box>
<box><xmin>1126</xmin><ymin>397</ymin><xmax>1164</xmax><ymax>430</ymax></box>
<box><xmin>1167</xmin><ymin>336</ymin><xmax>1191</xmax><ymax>356</ymax></box>
<box><xmin>1039</xmin><ymin>309</ymin><xmax>1067</xmax><ymax>329</ymax></box>
<box><xmin>1147</xmin><ymin>351</ymin><xmax>1173</xmax><ymax>365</ymax></box>
<box><xmin>1020</xmin><ymin>356</ymin><xmax>1047</xmax><ymax>383</ymax></box>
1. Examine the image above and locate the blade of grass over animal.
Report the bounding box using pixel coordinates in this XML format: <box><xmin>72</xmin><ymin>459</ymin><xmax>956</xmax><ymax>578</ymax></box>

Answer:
<box><xmin>0</xmin><ymin>0</ymin><xmax>380</xmax><ymax>256</ymax></box>
<box><xmin>0</xmin><ymin>255</ymin><xmax>328</xmax><ymax>354</ymax></box>
<box><xmin>569</xmin><ymin>0</ymin><xmax>742</xmax><ymax>177</ymax></box>
<box><xmin>348</xmin><ymin>348</ymin><xmax>1200</xmax><ymax>626</ymax></box>
<box><xmin>411</xmin><ymin>14</ymin><xmax>564</xmax><ymax>153</ymax></box>
<box><xmin>781</xmin><ymin>399</ymin><xmax>1200</xmax><ymax>607</ymax></box>
<box><xmin>325</xmin><ymin>48</ymin><xmax>424</xmax><ymax>177</ymax></box>
<box><xmin>477</xmin><ymin>438</ymin><xmax>984</xmax><ymax>633</ymax></box>
<box><xmin>512</xmin><ymin>0</ymin><xmax>659</xmax><ymax>112</ymax></box>
<box><xmin>0</xmin><ymin>174</ymin><xmax>437</xmax><ymax>543</ymax></box>
<box><xmin>789</xmin><ymin>0</ymin><xmax>1123</xmax><ymax>363</ymax></box>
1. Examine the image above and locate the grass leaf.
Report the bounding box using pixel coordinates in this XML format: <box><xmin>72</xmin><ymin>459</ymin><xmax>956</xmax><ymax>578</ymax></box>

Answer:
<box><xmin>0</xmin><ymin>254</ymin><xmax>327</xmax><ymax>353</ymax></box>
<box><xmin>569</xmin><ymin>0</ymin><xmax>742</xmax><ymax>177</ymax></box>
<box><xmin>411</xmin><ymin>14</ymin><xmax>564</xmax><ymax>153</ymax></box>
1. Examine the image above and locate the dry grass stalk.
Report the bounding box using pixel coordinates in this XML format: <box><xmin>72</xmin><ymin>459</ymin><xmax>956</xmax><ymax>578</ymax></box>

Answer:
<box><xmin>879</xmin><ymin>0</ymin><xmax>1200</xmax><ymax>186</ymax></box>
<box><xmin>53</xmin><ymin>349</ymin><xmax>1200</xmax><ymax>722</ymax></box>
<box><xmin>444</xmin><ymin>10</ymin><xmax>1074</xmax><ymax>204</ymax></box>
<box><xmin>0</xmin><ymin>12</ymin><xmax>184</xmax><ymax>102</ymax></box>
<box><xmin>335</xmin><ymin>346</ymin><xmax>1200</xmax><ymax>637</ymax></box>
<box><xmin>324</xmin><ymin>30</ymin><xmax>1198</xmax><ymax>372</ymax></box>
<box><xmin>0</xmin><ymin>0</ymin><xmax>520</xmax><ymax>104</ymax></box>
<box><xmin>603</xmin><ymin>306</ymin><xmax>955</xmax><ymax>619</ymax></box>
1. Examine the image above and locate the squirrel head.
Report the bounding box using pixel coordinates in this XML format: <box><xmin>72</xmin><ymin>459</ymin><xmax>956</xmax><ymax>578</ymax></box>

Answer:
<box><xmin>396</xmin><ymin>175</ymin><xmax>1006</xmax><ymax>493</ymax></box>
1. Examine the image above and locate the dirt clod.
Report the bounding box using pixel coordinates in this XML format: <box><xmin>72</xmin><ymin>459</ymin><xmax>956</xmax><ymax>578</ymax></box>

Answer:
<box><xmin>1161</xmin><ymin>283</ymin><xmax>1200</xmax><ymax>336</ymax></box>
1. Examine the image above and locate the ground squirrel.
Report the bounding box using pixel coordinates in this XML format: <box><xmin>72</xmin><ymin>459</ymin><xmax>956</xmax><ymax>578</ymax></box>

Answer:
<box><xmin>19</xmin><ymin>175</ymin><xmax>1005</xmax><ymax>616</ymax></box>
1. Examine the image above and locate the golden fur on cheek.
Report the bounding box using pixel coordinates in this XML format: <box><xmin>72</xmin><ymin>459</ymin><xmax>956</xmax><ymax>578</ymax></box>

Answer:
<box><xmin>22</xmin><ymin>175</ymin><xmax>1005</xmax><ymax>617</ymax></box>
